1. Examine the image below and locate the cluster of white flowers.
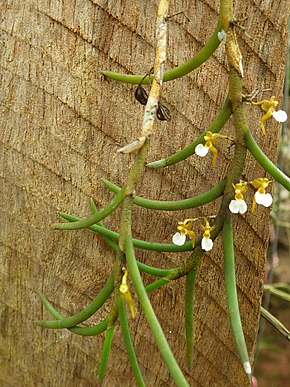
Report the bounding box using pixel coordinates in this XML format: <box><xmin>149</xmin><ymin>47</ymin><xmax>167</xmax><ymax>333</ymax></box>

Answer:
<box><xmin>173</xmin><ymin>97</ymin><xmax>287</xmax><ymax>255</ymax></box>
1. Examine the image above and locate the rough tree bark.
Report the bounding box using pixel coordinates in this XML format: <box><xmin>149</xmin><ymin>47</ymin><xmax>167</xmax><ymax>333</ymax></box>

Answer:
<box><xmin>0</xmin><ymin>1</ymin><xmax>288</xmax><ymax>386</ymax></box>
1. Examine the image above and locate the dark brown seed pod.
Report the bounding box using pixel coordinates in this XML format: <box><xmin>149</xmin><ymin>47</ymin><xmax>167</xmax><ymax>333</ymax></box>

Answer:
<box><xmin>157</xmin><ymin>103</ymin><xmax>171</xmax><ymax>121</ymax></box>
<box><xmin>135</xmin><ymin>84</ymin><xmax>148</xmax><ymax>105</ymax></box>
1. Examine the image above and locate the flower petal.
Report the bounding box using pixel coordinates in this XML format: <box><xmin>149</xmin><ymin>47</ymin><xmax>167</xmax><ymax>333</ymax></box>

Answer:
<box><xmin>272</xmin><ymin>110</ymin><xmax>287</xmax><ymax>123</ymax></box>
<box><xmin>255</xmin><ymin>191</ymin><xmax>273</xmax><ymax>207</ymax></box>
<box><xmin>238</xmin><ymin>200</ymin><xmax>248</xmax><ymax>214</ymax></box>
<box><xmin>201</xmin><ymin>237</ymin><xmax>213</xmax><ymax>251</ymax></box>
<box><xmin>229</xmin><ymin>200</ymin><xmax>240</xmax><ymax>213</ymax></box>
<box><xmin>229</xmin><ymin>199</ymin><xmax>247</xmax><ymax>214</ymax></box>
<box><xmin>195</xmin><ymin>144</ymin><xmax>209</xmax><ymax>157</ymax></box>
<box><xmin>172</xmin><ymin>232</ymin><xmax>186</xmax><ymax>246</ymax></box>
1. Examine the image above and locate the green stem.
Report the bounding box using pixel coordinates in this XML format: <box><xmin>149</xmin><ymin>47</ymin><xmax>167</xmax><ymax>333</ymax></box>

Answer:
<box><xmin>145</xmin><ymin>277</ymin><xmax>171</xmax><ymax>293</ymax></box>
<box><xmin>137</xmin><ymin>262</ymin><xmax>172</xmax><ymax>277</ymax></box>
<box><xmin>147</xmin><ymin>97</ymin><xmax>232</xmax><ymax>168</ymax></box>
<box><xmin>35</xmin><ymin>274</ymin><xmax>114</xmax><ymax>329</ymax></box>
<box><xmin>125</xmin><ymin>235</ymin><xmax>189</xmax><ymax>386</ymax></box>
<box><xmin>52</xmin><ymin>189</ymin><xmax>125</xmax><ymax>230</ymax></box>
<box><xmin>91</xmin><ymin>200</ymin><xmax>179</xmax><ymax>282</ymax></box>
<box><xmin>244</xmin><ymin>131</ymin><xmax>290</xmax><ymax>191</ymax></box>
<box><xmin>102</xmin><ymin>178</ymin><xmax>226</xmax><ymax>210</ymax></box>
<box><xmin>98</xmin><ymin>326</ymin><xmax>115</xmax><ymax>380</ymax></box>
<box><xmin>261</xmin><ymin>307</ymin><xmax>290</xmax><ymax>341</ymax></box>
<box><xmin>101</xmin><ymin>18</ymin><xmax>229</xmax><ymax>85</ymax></box>
<box><xmin>119</xmin><ymin>299</ymin><xmax>146</xmax><ymax>387</ymax></box>
<box><xmin>58</xmin><ymin>211</ymin><xmax>195</xmax><ymax>252</ymax></box>
<box><xmin>36</xmin><ymin>291</ymin><xmax>107</xmax><ymax>336</ymax></box>
<box><xmin>98</xmin><ymin>231</ymin><xmax>173</xmax><ymax>276</ymax></box>
<box><xmin>185</xmin><ymin>267</ymin><xmax>198</xmax><ymax>371</ymax></box>
<box><xmin>119</xmin><ymin>140</ymin><xmax>150</xmax><ymax>251</ymax></box>
<box><xmin>263</xmin><ymin>285</ymin><xmax>290</xmax><ymax>302</ymax></box>
<box><xmin>222</xmin><ymin>215</ymin><xmax>252</xmax><ymax>382</ymax></box>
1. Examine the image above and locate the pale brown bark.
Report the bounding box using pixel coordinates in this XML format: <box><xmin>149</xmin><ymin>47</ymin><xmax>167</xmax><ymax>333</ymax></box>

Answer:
<box><xmin>0</xmin><ymin>1</ymin><xmax>288</xmax><ymax>386</ymax></box>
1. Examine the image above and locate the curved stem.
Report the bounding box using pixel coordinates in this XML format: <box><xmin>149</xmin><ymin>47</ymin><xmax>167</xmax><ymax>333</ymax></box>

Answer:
<box><xmin>102</xmin><ymin>22</ymin><xmax>226</xmax><ymax>85</ymax></box>
<box><xmin>147</xmin><ymin>97</ymin><xmax>232</xmax><ymax>168</ymax></box>
<box><xmin>125</xmin><ymin>235</ymin><xmax>189</xmax><ymax>387</ymax></box>
<box><xmin>145</xmin><ymin>277</ymin><xmax>171</xmax><ymax>293</ymax></box>
<box><xmin>137</xmin><ymin>262</ymin><xmax>172</xmax><ymax>277</ymax></box>
<box><xmin>35</xmin><ymin>274</ymin><xmax>114</xmax><ymax>329</ymax></box>
<box><xmin>244</xmin><ymin>131</ymin><xmax>290</xmax><ymax>191</ymax></box>
<box><xmin>98</xmin><ymin>326</ymin><xmax>115</xmax><ymax>380</ymax></box>
<box><xmin>52</xmin><ymin>189</ymin><xmax>125</xmax><ymax>230</ymax></box>
<box><xmin>90</xmin><ymin>201</ymin><xmax>172</xmax><ymax>276</ymax></box>
<box><xmin>58</xmin><ymin>211</ymin><xmax>196</xmax><ymax>252</ymax></box>
<box><xmin>119</xmin><ymin>299</ymin><xmax>146</xmax><ymax>387</ymax></box>
<box><xmin>99</xmin><ymin>231</ymin><xmax>174</xmax><ymax>276</ymax></box>
<box><xmin>222</xmin><ymin>214</ymin><xmax>252</xmax><ymax>382</ymax></box>
<box><xmin>102</xmin><ymin>178</ymin><xmax>226</xmax><ymax>210</ymax></box>
<box><xmin>36</xmin><ymin>291</ymin><xmax>108</xmax><ymax>336</ymax></box>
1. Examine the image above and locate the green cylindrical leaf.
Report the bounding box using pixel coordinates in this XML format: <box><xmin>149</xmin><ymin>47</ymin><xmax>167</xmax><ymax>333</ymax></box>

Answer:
<box><xmin>35</xmin><ymin>274</ymin><xmax>114</xmax><ymax>329</ymax></box>
<box><xmin>98</xmin><ymin>326</ymin><xmax>115</xmax><ymax>380</ymax></box>
<box><xmin>125</xmin><ymin>235</ymin><xmax>189</xmax><ymax>387</ymax></box>
<box><xmin>35</xmin><ymin>291</ymin><xmax>107</xmax><ymax>336</ymax></box>
<box><xmin>244</xmin><ymin>131</ymin><xmax>290</xmax><ymax>191</ymax></box>
<box><xmin>102</xmin><ymin>178</ymin><xmax>226</xmax><ymax>210</ymax></box>
<box><xmin>119</xmin><ymin>299</ymin><xmax>146</xmax><ymax>387</ymax></box>
<box><xmin>222</xmin><ymin>215</ymin><xmax>252</xmax><ymax>382</ymax></box>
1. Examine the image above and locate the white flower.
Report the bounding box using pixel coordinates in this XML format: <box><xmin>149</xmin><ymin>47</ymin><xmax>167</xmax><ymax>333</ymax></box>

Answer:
<box><xmin>201</xmin><ymin>237</ymin><xmax>213</xmax><ymax>251</ymax></box>
<box><xmin>272</xmin><ymin>110</ymin><xmax>287</xmax><ymax>123</ymax></box>
<box><xmin>195</xmin><ymin>143</ymin><xmax>209</xmax><ymax>157</ymax></box>
<box><xmin>254</xmin><ymin>191</ymin><xmax>273</xmax><ymax>207</ymax></box>
<box><xmin>172</xmin><ymin>232</ymin><xmax>186</xmax><ymax>246</ymax></box>
<box><xmin>229</xmin><ymin>199</ymin><xmax>247</xmax><ymax>214</ymax></box>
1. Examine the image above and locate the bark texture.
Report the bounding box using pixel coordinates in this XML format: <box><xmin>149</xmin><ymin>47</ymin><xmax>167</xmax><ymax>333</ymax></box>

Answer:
<box><xmin>0</xmin><ymin>1</ymin><xmax>288</xmax><ymax>386</ymax></box>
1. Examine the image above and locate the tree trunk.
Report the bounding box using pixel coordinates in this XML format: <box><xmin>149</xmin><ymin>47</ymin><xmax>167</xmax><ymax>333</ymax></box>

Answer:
<box><xmin>0</xmin><ymin>1</ymin><xmax>288</xmax><ymax>386</ymax></box>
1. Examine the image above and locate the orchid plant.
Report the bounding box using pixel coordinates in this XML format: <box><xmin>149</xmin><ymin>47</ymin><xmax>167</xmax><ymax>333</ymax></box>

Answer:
<box><xmin>35</xmin><ymin>1</ymin><xmax>289</xmax><ymax>386</ymax></box>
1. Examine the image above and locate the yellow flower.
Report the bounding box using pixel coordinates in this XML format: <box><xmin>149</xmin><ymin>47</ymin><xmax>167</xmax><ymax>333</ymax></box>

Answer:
<box><xmin>172</xmin><ymin>218</ymin><xmax>197</xmax><ymax>248</ymax></box>
<box><xmin>229</xmin><ymin>181</ymin><xmax>248</xmax><ymax>214</ymax></box>
<box><xmin>252</xmin><ymin>96</ymin><xmax>287</xmax><ymax>135</ymax></box>
<box><xmin>120</xmin><ymin>268</ymin><xmax>135</xmax><ymax>318</ymax></box>
<box><xmin>195</xmin><ymin>131</ymin><xmax>228</xmax><ymax>167</ymax></box>
<box><xmin>200</xmin><ymin>218</ymin><xmax>215</xmax><ymax>251</ymax></box>
<box><xmin>250</xmin><ymin>178</ymin><xmax>272</xmax><ymax>212</ymax></box>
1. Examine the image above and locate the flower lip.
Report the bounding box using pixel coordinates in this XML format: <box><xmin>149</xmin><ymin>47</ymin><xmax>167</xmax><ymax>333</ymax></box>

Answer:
<box><xmin>195</xmin><ymin>143</ymin><xmax>209</xmax><ymax>157</ymax></box>
<box><xmin>229</xmin><ymin>199</ymin><xmax>247</xmax><ymax>214</ymax></box>
<box><xmin>254</xmin><ymin>191</ymin><xmax>273</xmax><ymax>207</ymax></box>
<box><xmin>201</xmin><ymin>237</ymin><xmax>213</xmax><ymax>251</ymax></box>
<box><xmin>172</xmin><ymin>232</ymin><xmax>186</xmax><ymax>246</ymax></box>
<box><xmin>272</xmin><ymin>109</ymin><xmax>287</xmax><ymax>123</ymax></box>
